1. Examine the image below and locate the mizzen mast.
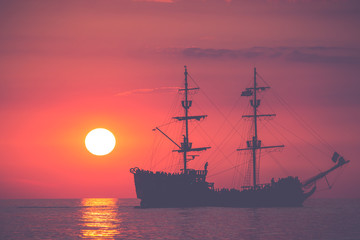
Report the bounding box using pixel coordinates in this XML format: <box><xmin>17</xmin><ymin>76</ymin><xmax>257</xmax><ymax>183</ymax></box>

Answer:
<box><xmin>238</xmin><ymin>68</ymin><xmax>284</xmax><ymax>187</ymax></box>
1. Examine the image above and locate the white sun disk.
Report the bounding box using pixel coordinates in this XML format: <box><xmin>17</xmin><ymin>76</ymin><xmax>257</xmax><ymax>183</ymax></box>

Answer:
<box><xmin>85</xmin><ymin>128</ymin><xmax>116</xmax><ymax>156</ymax></box>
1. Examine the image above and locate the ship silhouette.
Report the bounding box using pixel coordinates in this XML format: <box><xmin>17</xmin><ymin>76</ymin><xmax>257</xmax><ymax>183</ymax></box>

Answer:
<box><xmin>130</xmin><ymin>66</ymin><xmax>349</xmax><ymax>208</ymax></box>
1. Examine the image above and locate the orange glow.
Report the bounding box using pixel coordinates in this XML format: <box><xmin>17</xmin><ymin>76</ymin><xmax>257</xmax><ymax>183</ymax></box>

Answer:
<box><xmin>80</xmin><ymin>198</ymin><xmax>121</xmax><ymax>239</ymax></box>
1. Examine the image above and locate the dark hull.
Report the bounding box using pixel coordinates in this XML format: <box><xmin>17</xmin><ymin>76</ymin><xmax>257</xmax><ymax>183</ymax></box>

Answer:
<box><xmin>131</xmin><ymin>168</ymin><xmax>315</xmax><ymax>208</ymax></box>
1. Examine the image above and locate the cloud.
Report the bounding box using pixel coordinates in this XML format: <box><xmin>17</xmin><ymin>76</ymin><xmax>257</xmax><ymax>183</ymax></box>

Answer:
<box><xmin>285</xmin><ymin>48</ymin><xmax>360</xmax><ymax>64</ymax></box>
<box><xmin>180</xmin><ymin>46</ymin><xmax>360</xmax><ymax>64</ymax></box>
<box><xmin>116</xmin><ymin>87</ymin><xmax>180</xmax><ymax>96</ymax></box>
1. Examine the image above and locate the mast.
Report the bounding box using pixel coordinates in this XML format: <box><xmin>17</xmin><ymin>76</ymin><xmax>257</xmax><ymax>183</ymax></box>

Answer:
<box><xmin>238</xmin><ymin>68</ymin><xmax>284</xmax><ymax>187</ymax></box>
<box><xmin>183</xmin><ymin>66</ymin><xmax>190</xmax><ymax>172</ymax></box>
<box><xmin>252</xmin><ymin>68</ymin><xmax>258</xmax><ymax>187</ymax></box>
<box><xmin>153</xmin><ymin>66</ymin><xmax>210</xmax><ymax>174</ymax></box>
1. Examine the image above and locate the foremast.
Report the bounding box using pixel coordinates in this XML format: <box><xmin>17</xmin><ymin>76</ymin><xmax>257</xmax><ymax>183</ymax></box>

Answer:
<box><xmin>155</xmin><ymin>66</ymin><xmax>210</xmax><ymax>174</ymax></box>
<box><xmin>183</xmin><ymin>66</ymin><xmax>191</xmax><ymax>172</ymax></box>
<box><xmin>238</xmin><ymin>68</ymin><xmax>284</xmax><ymax>187</ymax></box>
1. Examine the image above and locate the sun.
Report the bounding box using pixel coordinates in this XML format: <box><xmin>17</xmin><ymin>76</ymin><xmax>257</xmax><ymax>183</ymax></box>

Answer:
<box><xmin>85</xmin><ymin>128</ymin><xmax>116</xmax><ymax>156</ymax></box>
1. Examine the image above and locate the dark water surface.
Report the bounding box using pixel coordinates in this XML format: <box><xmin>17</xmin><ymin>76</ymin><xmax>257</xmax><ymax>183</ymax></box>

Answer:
<box><xmin>0</xmin><ymin>198</ymin><xmax>359</xmax><ymax>239</ymax></box>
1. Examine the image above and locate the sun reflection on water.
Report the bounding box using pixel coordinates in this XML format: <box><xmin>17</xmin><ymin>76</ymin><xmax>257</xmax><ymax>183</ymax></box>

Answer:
<box><xmin>80</xmin><ymin>198</ymin><xmax>121</xmax><ymax>239</ymax></box>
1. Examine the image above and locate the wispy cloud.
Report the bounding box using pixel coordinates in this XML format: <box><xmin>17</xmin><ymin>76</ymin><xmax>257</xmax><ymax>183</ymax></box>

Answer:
<box><xmin>180</xmin><ymin>46</ymin><xmax>360</xmax><ymax>64</ymax></box>
<box><xmin>116</xmin><ymin>87</ymin><xmax>180</xmax><ymax>96</ymax></box>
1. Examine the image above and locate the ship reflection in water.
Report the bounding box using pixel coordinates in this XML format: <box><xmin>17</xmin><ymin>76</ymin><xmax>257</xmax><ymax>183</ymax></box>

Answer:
<box><xmin>80</xmin><ymin>198</ymin><xmax>122</xmax><ymax>239</ymax></box>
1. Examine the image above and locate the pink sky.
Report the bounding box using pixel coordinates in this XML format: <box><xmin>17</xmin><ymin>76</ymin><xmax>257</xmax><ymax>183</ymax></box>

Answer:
<box><xmin>0</xmin><ymin>0</ymin><xmax>359</xmax><ymax>198</ymax></box>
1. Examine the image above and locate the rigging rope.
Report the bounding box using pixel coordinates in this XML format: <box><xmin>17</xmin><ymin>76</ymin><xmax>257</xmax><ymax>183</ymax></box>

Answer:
<box><xmin>265</xmin><ymin>118</ymin><xmax>323</xmax><ymax>172</ymax></box>
<box><xmin>207</xmin><ymin>158</ymin><xmax>248</xmax><ymax>178</ymax></box>
<box><xmin>255</xmin><ymin>72</ymin><xmax>340</xmax><ymax>174</ymax></box>
<box><xmin>155</xmin><ymin>120</ymin><xmax>179</xmax><ymax>129</ymax></box>
<box><xmin>188</xmin><ymin>73</ymin><xmax>247</xmax><ymax>142</ymax></box>
<box><xmin>257</xmin><ymin>73</ymin><xmax>336</xmax><ymax>153</ymax></box>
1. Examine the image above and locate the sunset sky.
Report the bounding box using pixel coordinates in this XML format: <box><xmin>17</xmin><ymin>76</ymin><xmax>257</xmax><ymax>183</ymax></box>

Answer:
<box><xmin>0</xmin><ymin>0</ymin><xmax>359</xmax><ymax>199</ymax></box>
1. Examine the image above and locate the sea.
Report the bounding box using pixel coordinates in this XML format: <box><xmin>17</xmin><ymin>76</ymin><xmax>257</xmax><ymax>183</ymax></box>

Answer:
<box><xmin>0</xmin><ymin>198</ymin><xmax>359</xmax><ymax>240</ymax></box>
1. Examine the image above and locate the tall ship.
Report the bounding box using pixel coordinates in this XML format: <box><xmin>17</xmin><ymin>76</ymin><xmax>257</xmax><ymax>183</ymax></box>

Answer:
<box><xmin>130</xmin><ymin>66</ymin><xmax>350</xmax><ymax>208</ymax></box>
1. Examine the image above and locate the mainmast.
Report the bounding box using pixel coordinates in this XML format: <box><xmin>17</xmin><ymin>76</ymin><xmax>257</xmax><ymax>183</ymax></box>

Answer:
<box><xmin>238</xmin><ymin>68</ymin><xmax>284</xmax><ymax>187</ymax></box>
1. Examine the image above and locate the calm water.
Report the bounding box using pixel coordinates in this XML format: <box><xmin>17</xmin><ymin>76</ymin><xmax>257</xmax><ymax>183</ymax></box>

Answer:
<box><xmin>0</xmin><ymin>198</ymin><xmax>359</xmax><ymax>240</ymax></box>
